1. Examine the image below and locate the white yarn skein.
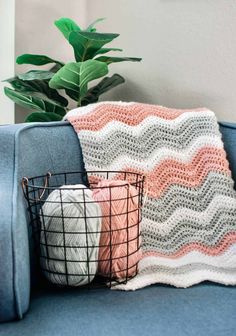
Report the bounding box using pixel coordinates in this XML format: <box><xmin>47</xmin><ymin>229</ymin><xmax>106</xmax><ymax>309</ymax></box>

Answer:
<box><xmin>40</xmin><ymin>184</ymin><xmax>101</xmax><ymax>286</ymax></box>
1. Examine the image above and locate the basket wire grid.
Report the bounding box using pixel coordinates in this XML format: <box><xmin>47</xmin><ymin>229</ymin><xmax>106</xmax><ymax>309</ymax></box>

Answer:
<box><xmin>22</xmin><ymin>171</ymin><xmax>144</xmax><ymax>288</ymax></box>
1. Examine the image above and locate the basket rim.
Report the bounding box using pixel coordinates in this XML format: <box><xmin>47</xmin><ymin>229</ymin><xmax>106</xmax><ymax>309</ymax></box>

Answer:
<box><xmin>22</xmin><ymin>170</ymin><xmax>145</xmax><ymax>191</ymax></box>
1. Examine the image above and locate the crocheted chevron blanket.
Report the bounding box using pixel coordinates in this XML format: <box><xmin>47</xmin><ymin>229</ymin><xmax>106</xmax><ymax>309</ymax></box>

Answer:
<box><xmin>65</xmin><ymin>102</ymin><xmax>236</xmax><ymax>290</ymax></box>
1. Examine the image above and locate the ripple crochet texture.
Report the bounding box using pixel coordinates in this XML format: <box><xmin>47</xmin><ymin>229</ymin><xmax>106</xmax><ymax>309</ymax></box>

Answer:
<box><xmin>65</xmin><ymin>102</ymin><xmax>236</xmax><ymax>290</ymax></box>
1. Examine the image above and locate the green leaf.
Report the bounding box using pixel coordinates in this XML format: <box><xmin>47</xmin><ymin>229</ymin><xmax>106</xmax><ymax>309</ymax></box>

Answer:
<box><xmin>68</xmin><ymin>31</ymin><xmax>119</xmax><ymax>62</ymax></box>
<box><xmin>16</xmin><ymin>54</ymin><xmax>63</xmax><ymax>66</ymax></box>
<box><xmin>50</xmin><ymin>63</ymin><xmax>64</xmax><ymax>73</ymax></box>
<box><xmin>85</xmin><ymin>18</ymin><xmax>106</xmax><ymax>32</ymax></box>
<box><xmin>27</xmin><ymin>92</ymin><xmax>67</xmax><ymax>116</ymax></box>
<box><xmin>18</xmin><ymin>70</ymin><xmax>55</xmax><ymax>81</ymax></box>
<box><xmin>5</xmin><ymin>76</ymin><xmax>68</xmax><ymax>107</ymax></box>
<box><xmin>81</xmin><ymin>74</ymin><xmax>125</xmax><ymax>106</ymax></box>
<box><xmin>4</xmin><ymin>87</ymin><xmax>66</xmax><ymax>116</ymax></box>
<box><xmin>54</xmin><ymin>17</ymin><xmax>81</xmax><ymax>40</ymax></box>
<box><xmin>94</xmin><ymin>48</ymin><xmax>123</xmax><ymax>56</ymax></box>
<box><xmin>25</xmin><ymin>112</ymin><xmax>62</xmax><ymax>123</ymax></box>
<box><xmin>49</xmin><ymin>60</ymin><xmax>108</xmax><ymax>105</ymax></box>
<box><xmin>65</xmin><ymin>88</ymin><xmax>79</xmax><ymax>101</ymax></box>
<box><xmin>95</xmin><ymin>56</ymin><xmax>142</xmax><ymax>65</ymax></box>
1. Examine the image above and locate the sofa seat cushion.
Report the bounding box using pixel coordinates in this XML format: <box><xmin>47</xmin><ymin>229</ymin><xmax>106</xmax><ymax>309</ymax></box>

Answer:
<box><xmin>1</xmin><ymin>284</ymin><xmax>235</xmax><ymax>336</ymax></box>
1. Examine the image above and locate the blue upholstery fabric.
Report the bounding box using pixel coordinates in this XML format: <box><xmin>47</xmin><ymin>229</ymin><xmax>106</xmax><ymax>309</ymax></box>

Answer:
<box><xmin>0</xmin><ymin>121</ymin><xmax>235</xmax><ymax>324</ymax></box>
<box><xmin>0</xmin><ymin>122</ymin><xmax>85</xmax><ymax>322</ymax></box>
<box><xmin>1</xmin><ymin>284</ymin><xmax>235</xmax><ymax>336</ymax></box>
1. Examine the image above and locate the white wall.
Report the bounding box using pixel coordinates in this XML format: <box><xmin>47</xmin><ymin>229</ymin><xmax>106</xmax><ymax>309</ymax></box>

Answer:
<box><xmin>15</xmin><ymin>0</ymin><xmax>87</xmax><ymax>122</ymax></box>
<box><xmin>0</xmin><ymin>0</ymin><xmax>15</xmax><ymax>124</ymax></box>
<box><xmin>87</xmin><ymin>0</ymin><xmax>236</xmax><ymax>122</ymax></box>
<box><xmin>12</xmin><ymin>0</ymin><xmax>236</xmax><ymax>122</ymax></box>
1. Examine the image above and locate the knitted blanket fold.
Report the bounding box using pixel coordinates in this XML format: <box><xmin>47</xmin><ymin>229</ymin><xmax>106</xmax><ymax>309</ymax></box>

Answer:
<box><xmin>65</xmin><ymin>102</ymin><xmax>236</xmax><ymax>290</ymax></box>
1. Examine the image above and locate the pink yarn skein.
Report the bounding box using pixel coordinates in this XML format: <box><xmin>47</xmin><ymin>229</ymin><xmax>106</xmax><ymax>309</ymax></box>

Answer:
<box><xmin>92</xmin><ymin>180</ymin><xmax>142</xmax><ymax>279</ymax></box>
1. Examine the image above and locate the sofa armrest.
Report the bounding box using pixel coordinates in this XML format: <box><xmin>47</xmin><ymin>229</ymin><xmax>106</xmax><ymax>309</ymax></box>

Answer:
<box><xmin>0</xmin><ymin>121</ymin><xmax>85</xmax><ymax>322</ymax></box>
<box><xmin>0</xmin><ymin>124</ymin><xmax>26</xmax><ymax>323</ymax></box>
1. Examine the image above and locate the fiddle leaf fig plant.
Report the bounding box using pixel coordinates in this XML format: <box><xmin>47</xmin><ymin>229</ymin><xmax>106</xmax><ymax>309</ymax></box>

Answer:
<box><xmin>3</xmin><ymin>17</ymin><xmax>141</xmax><ymax>122</ymax></box>
<box><xmin>49</xmin><ymin>60</ymin><xmax>109</xmax><ymax>105</ymax></box>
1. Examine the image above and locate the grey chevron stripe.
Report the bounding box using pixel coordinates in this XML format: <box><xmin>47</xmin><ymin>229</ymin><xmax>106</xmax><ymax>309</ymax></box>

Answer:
<box><xmin>139</xmin><ymin>115</ymin><xmax>218</xmax><ymax>158</ymax></box>
<box><xmin>142</xmin><ymin>207</ymin><xmax>236</xmax><ymax>240</ymax></box>
<box><xmin>80</xmin><ymin>115</ymin><xmax>219</xmax><ymax>166</ymax></box>
<box><xmin>143</xmin><ymin>172</ymin><xmax>236</xmax><ymax>222</ymax></box>
<box><xmin>140</xmin><ymin>263</ymin><xmax>236</xmax><ymax>276</ymax></box>
<box><xmin>141</xmin><ymin>210</ymin><xmax>236</xmax><ymax>253</ymax></box>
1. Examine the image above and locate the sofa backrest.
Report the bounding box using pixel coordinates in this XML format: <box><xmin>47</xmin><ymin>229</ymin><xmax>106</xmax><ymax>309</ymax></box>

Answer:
<box><xmin>219</xmin><ymin>122</ymin><xmax>236</xmax><ymax>188</ymax></box>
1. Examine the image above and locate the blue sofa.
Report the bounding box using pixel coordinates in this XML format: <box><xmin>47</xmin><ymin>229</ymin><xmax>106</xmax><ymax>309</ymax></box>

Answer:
<box><xmin>0</xmin><ymin>121</ymin><xmax>235</xmax><ymax>336</ymax></box>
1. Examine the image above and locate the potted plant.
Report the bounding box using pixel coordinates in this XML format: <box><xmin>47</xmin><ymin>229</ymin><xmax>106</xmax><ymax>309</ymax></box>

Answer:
<box><xmin>3</xmin><ymin>17</ymin><xmax>141</xmax><ymax>122</ymax></box>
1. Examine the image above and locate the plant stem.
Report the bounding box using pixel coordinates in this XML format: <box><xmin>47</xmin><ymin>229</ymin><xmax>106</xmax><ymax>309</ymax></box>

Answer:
<box><xmin>77</xmin><ymin>98</ymin><xmax>81</xmax><ymax>107</ymax></box>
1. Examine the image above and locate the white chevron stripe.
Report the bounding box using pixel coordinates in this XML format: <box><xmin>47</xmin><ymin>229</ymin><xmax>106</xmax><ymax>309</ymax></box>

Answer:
<box><xmin>113</xmin><ymin>266</ymin><xmax>236</xmax><ymax>290</ymax></box>
<box><xmin>143</xmin><ymin>195</ymin><xmax>236</xmax><ymax>235</ymax></box>
<box><xmin>113</xmin><ymin>244</ymin><xmax>236</xmax><ymax>290</ymax></box>
<box><xmin>75</xmin><ymin>112</ymin><xmax>217</xmax><ymax>137</ymax></box>
<box><xmin>139</xmin><ymin>243</ymin><xmax>236</xmax><ymax>270</ymax></box>
<box><xmin>81</xmin><ymin>135</ymin><xmax>223</xmax><ymax>172</ymax></box>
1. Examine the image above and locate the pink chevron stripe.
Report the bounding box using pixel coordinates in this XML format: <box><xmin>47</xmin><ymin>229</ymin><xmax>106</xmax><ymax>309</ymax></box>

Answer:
<box><xmin>68</xmin><ymin>103</ymin><xmax>208</xmax><ymax>132</ymax></box>
<box><xmin>143</xmin><ymin>232</ymin><xmax>236</xmax><ymax>259</ymax></box>
<box><xmin>113</xmin><ymin>147</ymin><xmax>230</xmax><ymax>198</ymax></box>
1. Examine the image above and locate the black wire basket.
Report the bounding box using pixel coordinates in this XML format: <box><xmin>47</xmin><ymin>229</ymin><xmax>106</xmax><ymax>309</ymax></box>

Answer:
<box><xmin>22</xmin><ymin>171</ymin><xmax>144</xmax><ymax>288</ymax></box>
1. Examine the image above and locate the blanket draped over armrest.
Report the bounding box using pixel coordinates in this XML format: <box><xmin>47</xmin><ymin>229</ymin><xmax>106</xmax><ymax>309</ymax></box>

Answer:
<box><xmin>65</xmin><ymin>102</ymin><xmax>236</xmax><ymax>290</ymax></box>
